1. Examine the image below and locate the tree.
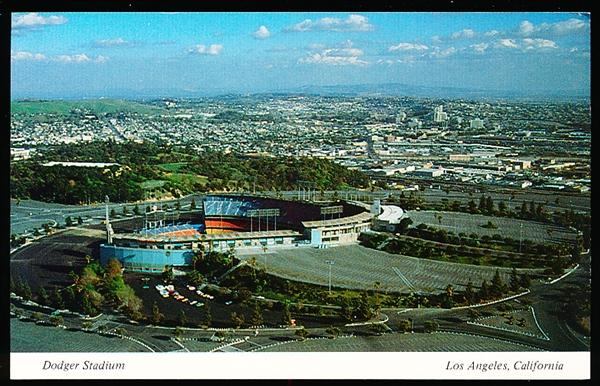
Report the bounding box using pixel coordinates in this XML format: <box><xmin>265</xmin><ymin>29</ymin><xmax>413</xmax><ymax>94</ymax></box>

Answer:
<box><xmin>151</xmin><ymin>301</ymin><xmax>165</xmax><ymax>324</ymax></box>
<box><xmin>173</xmin><ymin>327</ymin><xmax>184</xmax><ymax>341</ymax></box>
<box><xmin>105</xmin><ymin>258</ymin><xmax>123</xmax><ymax>279</ymax></box>
<box><xmin>162</xmin><ymin>265</ymin><xmax>174</xmax><ymax>283</ymax></box>
<box><xmin>325</xmin><ymin>325</ymin><xmax>341</xmax><ymax>339</ymax></box>
<box><xmin>498</xmin><ymin>201</ymin><xmax>507</xmax><ymax>213</ymax></box>
<box><xmin>203</xmin><ymin>303</ymin><xmax>212</xmax><ymax>327</ymax></box>
<box><xmin>396</xmin><ymin>217</ymin><xmax>413</xmax><ymax>233</ymax></box>
<box><xmin>355</xmin><ymin>291</ymin><xmax>374</xmax><ymax>321</ymax></box>
<box><xmin>478</xmin><ymin>195</ymin><xmax>487</xmax><ymax>213</ymax></box>
<box><xmin>50</xmin><ymin>315</ymin><xmax>64</xmax><ymax>327</ymax></box>
<box><xmin>97</xmin><ymin>324</ymin><xmax>108</xmax><ymax>334</ymax></box>
<box><xmin>295</xmin><ymin>327</ymin><xmax>310</xmax><ymax>341</ymax></box>
<box><xmin>509</xmin><ymin>267</ymin><xmax>521</xmax><ymax>292</ymax></box>
<box><xmin>519</xmin><ymin>272</ymin><xmax>532</xmax><ymax>290</ymax></box>
<box><xmin>467</xmin><ymin>308</ymin><xmax>481</xmax><ymax>322</ymax></box>
<box><xmin>397</xmin><ymin>319</ymin><xmax>411</xmax><ymax>333</ymax></box>
<box><xmin>31</xmin><ymin>311</ymin><xmax>43</xmax><ymax>324</ymax></box>
<box><xmin>490</xmin><ymin>269</ymin><xmax>507</xmax><ymax>298</ymax></box>
<box><xmin>338</xmin><ymin>297</ymin><xmax>353</xmax><ymax>322</ymax></box>
<box><xmin>114</xmin><ymin>327</ymin><xmax>126</xmax><ymax>338</ymax></box>
<box><xmin>441</xmin><ymin>284</ymin><xmax>455</xmax><ymax>308</ymax></box>
<box><xmin>214</xmin><ymin>330</ymin><xmax>227</xmax><ymax>342</ymax></box>
<box><xmin>463</xmin><ymin>279</ymin><xmax>475</xmax><ymax>306</ymax></box>
<box><xmin>51</xmin><ymin>286</ymin><xmax>65</xmax><ymax>309</ymax></box>
<box><xmin>186</xmin><ymin>270</ymin><xmax>204</xmax><ymax>287</ymax></box>
<box><xmin>251</xmin><ymin>301</ymin><xmax>263</xmax><ymax>326</ymax></box>
<box><xmin>281</xmin><ymin>301</ymin><xmax>292</xmax><ymax>325</ymax></box>
<box><xmin>478</xmin><ymin>279</ymin><xmax>490</xmax><ymax>301</ymax></box>
<box><xmin>179</xmin><ymin>310</ymin><xmax>188</xmax><ymax>327</ymax></box>
<box><xmin>37</xmin><ymin>285</ymin><xmax>49</xmax><ymax>306</ymax></box>
<box><xmin>62</xmin><ymin>286</ymin><xmax>77</xmax><ymax>310</ymax></box>
<box><xmin>485</xmin><ymin>196</ymin><xmax>494</xmax><ymax>214</ymax></box>
<box><xmin>423</xmin><ymin>320</ymin><xmax>439</xmax><ymax>333</ymax></box>
<box><xmin>231</xmin><ymin>312</ymin><xmax>245</xmax><ymax>328</ymax></box>
<box><xmin>21</xmin><ymin>280</ymin><xmax>33</xmax><ymax>301</ymax></box>
<box><xmin>80</xmin><ymin>290</ymin><xmax>97</xmax><ymax>316</ymax></box>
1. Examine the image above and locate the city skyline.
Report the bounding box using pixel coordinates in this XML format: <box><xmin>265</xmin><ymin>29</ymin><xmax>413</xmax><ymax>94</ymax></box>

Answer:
<box><xmin>11</xmin><ymin>12</ymin><xmax>591</xmax><ymax>99</ymax></box>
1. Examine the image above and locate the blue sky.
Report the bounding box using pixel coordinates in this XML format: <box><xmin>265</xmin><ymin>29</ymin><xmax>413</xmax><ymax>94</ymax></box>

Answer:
<box><xmin>11</xmin><ymin>12</ymin><xmax>591</xmax><ymax>98</ymax></box>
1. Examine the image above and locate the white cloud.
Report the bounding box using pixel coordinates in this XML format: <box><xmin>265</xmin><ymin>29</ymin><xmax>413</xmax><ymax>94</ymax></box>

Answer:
<box><xmin>187</xmin><ymin>44</ymin><xmax>223</xmax><ymax>55</ymax></box>
<box><xmin>12</xmin><ymin>12</ymin><xmax>68</xmax><ymax>30</ymax></box>
<box><xmin>498</xmin><ymin>39</ymin><xmax>520</xmax><ymax>49</ymax></box>
<box><xmin>11</xmin><ymin>50</ymin><xmax>108</xmax><ymax>63</ymax></box>
<box><xmin>298</xmin><ymin>45</ymin><xmax>369</xmax><ymax>66</ymax></box>
<box><xmin>389</xmin><ymin>42</ymin><xmax>429</xmax><ymax>52</ymax></box>
<box><xmin>547</xmin><ymin>18</ymin><xmax>589</xmax><ymax>36</ymax></box>
<box><xmin>523</xmin><ymin>38</ymin><xmax>558</xmax><ymax>50</ymax></box>
<box><xmin>470</xmin><ymin>42</ymin><xmax>489</xmax><ymax>53</ymax></box>
<box><xmin>517</xmin><ymin>20</ymin><xmax>537</xmax><ymax>37</ymax></box>
<box><xmin>253</xmin><ymin>26</ymin><xmax>271</xmax><ymax>39</ymax></box>
<box><xmin>516</xmin><ymin>18</ymin><xmax>590</xmax><ymax>38</ymax></box>
<box><xmin>451</xmin><ymin>28</ymin><xmax>476</xmax><ymax>40</ymax></box>
<box><xmin>11</xmin><ymin>51</ymin><xmax>47</xmax><ymax>61</ymax></box>
<box><xmin>493</xmin><ymin>37</ymin><xmax>558</xmax><ymax>52</ymax></box>
<box><xmin>429</xmin><ymin>46</ymin><xmax>458</xmax><ymax>59</ymax></box>
<box><xmin>94</xmin><ymin>38</ymin><xmax>141</xmax><ymax>48</ymax></box>
<box><xmin>307</xmin><ymin>43</ymin><xmax>326</xmax><ymax>50</ymax></box>
<box><xmin>284</xmin><ymin>14</ymin><xmax>376</xmax><ymax>32</ymax></box>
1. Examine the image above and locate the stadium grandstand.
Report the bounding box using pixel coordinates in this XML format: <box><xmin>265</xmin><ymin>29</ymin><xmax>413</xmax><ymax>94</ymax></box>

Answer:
<box><xmin>100</xmin><ymin>195</ymin><xmax>375</xmax><ymax>273</ymax></box>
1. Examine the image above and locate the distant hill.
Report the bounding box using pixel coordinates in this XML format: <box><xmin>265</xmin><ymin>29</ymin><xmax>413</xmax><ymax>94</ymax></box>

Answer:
<box><xmin>286</xmin><ymin>83</ymin><xmax>590</xmax><ymax>102</ymax></box>
<box><xmin>11</xmin><ymin>83</ymin><xmax>590</xmax><ymax>104</ymax></box>
<box><xmin>10</xmin><ymin>98</ymin><xmax>166</xmax><ymax>115</ymax></box>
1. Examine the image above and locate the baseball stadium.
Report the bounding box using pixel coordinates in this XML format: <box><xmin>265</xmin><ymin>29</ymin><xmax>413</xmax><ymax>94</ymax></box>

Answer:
<box><xmin>100</xmin><ymin>195</ymin><xmax>402</xmax><ymax>273</ymax></box>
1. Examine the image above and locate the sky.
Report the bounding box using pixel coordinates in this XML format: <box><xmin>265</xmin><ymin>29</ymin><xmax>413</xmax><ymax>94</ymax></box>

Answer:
<box><xmin>10</xmin><ymin>12</ymin><xmax>591</xmax><ymax>99</ymax></box>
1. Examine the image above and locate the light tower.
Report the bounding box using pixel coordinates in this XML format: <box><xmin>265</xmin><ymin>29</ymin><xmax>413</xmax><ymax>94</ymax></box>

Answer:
<box><xmin>105</xmin><ymin>195</ymin><xmax>113</xmax><ymax>244</ymax></box>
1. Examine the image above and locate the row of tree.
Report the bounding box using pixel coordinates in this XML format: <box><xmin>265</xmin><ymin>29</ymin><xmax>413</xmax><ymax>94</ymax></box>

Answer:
<box><xmin>11</xmin><ymin>257</ymin><xmax>143</xmax><ymax>320</ymax></box>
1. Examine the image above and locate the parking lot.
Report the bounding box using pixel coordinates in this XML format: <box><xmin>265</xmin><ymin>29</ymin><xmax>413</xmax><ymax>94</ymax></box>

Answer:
<box><xmin>240</xmin><ymin>244</ymin><xmax>541</xmax><ymax>294</ymax></box>
<box><xmin>407</xmin><ymin>210</ymin><xmax>578</xmax><ymax>245</ymax></box>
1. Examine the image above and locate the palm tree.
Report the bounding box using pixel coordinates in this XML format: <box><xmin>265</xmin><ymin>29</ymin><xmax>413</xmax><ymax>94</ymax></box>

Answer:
<box><xmin>467</xmin><ymin>308</ymin><xmax>481</xmax><ymax>322</ymax></box>
<box><xmin>50</xmin><ymin>315</ymin><xmax>64</xmax><ymax>327</ymax></box>
<box><xmin>31</xmin><ymin>312</ymin><xmax>43</xmax><ymax>324</ymax></box>
<box><xmin>192</xmin><ymin>251</ymin><xmax>200</xmax><ymax>271</ymax></box>
<box><xmin>325</xmin><ymin>325</ymin><xmax>341</xmax><ymax>339</ymax></box>
<box><xmin>114</xmin><ymin>327</ymin><xmax>127</xmax><ymax>338</ymax></box>
<box><xmin>397</xmin><ymin>319</ymin><xmax>411</xmax><ymax>333</ymax></box>
<box><xmin>423</xmin><ymin>320</ymin><xmax>439</xmax><ymax>333</ymax></box>
<box><xmin>173</xmin><ymin>327</ymin><xmax>184</xmax><ymax>341</ymax></box>
<box><xmin>295</xmin><ymin>327</ymin><xmax>310</xmax><ymax>341</ymax></box>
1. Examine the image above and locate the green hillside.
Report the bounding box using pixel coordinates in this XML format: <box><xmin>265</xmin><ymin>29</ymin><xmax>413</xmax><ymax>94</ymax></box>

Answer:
<box><xmin>10</xmin><ymin>98</ymin><xmax>165</xmax><ymax>116</ymax></box>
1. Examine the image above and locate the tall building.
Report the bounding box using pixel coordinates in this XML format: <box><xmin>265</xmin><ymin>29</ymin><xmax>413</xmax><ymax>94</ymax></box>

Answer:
<box><xmin>433</xmin><ymin>105</ymin><xmax>448</xmax><ymax>123</ymax></box>
<box><xmin>470</xmin><ymin>118</ymin><xmax>484</xmax><ymax>129</ymax></box>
